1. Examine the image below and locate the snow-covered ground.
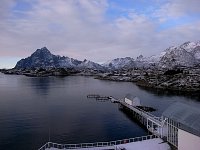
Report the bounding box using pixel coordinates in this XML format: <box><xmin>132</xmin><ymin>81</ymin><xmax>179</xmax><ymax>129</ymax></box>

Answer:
<box><xmin>116</xmin><ymin>138</ymin><xmax>170</xmax><ymax>150</ymax></box>
<box><xmin>46</xmin><ymin>138</ymin><xmax>171</xmax><ymax>150</ymax></box>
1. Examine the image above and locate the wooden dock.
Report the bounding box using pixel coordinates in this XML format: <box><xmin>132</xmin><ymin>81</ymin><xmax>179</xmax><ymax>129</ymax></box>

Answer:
<box><xmin>87</xmin><ymin>95</ymin><xmax>113</xmax><ymax>101</ymax></box>
<box><xmin>96</xmin><ymin>96</ymin><xmax>111</xmax><ymax>101</ymax></box>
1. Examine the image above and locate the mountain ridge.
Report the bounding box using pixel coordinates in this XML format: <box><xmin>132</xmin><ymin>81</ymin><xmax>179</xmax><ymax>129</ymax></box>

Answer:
<box><xmin>15</xmin><ymin>41</ymin><xmax>200</xmax><ymax>70</ymax></box>
<box><xmin>15</xmin><ymin>47</ymin><xmax>104</xmax><ymax>71</ymax></box>
<box><xmin>103</xmin><ymin>41</ymin><xmax>200</xmax><ymax>69</ymax></box>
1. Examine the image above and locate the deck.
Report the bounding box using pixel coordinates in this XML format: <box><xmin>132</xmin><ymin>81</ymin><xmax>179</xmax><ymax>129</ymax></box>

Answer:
<box><xmin>42</xmin><ymin>138</ymin><xmax>170</xmax><ymax>150</ymax></box>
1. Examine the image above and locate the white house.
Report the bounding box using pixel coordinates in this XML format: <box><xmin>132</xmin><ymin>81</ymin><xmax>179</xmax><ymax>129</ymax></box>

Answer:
<box><xmin>124</xmin><ymin>94</ymin><xmax>141</xmax><ymax>106</ymax></box>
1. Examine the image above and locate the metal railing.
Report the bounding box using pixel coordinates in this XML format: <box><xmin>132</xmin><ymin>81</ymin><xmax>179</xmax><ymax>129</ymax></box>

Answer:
<box><xmin>119</xmin><ymin>100</ymin><xmax>163</xmax><ymax>125</ymax></box>
<box><xmin>38</xmin><ymin>135</ymin><xmax>157</xmax><ymax>150</ymax></box>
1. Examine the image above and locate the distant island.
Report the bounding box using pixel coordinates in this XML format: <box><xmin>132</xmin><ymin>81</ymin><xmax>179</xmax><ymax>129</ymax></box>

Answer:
<box><xmin>1</xmin><ymin>41</ymin><xmax>200</xmax><ymax>92</ymax></box>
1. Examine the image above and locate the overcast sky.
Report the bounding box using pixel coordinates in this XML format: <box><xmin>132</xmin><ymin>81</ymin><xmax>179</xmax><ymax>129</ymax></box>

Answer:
<box><xmin>0</xmin><ymin>0</ymin><xmax>200</xmax><ymax>68</ymax></box>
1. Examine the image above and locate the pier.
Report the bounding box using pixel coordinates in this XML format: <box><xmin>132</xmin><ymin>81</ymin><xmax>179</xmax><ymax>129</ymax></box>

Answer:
<box><xmin>39</xmin><ymin>95</ymin><xmax>182</xmax><ymax>150</ymax></box>
<box><xmin>117</xmin><ymin>99</ymin><xmax>165</xmax><ymax>137</ymax></box>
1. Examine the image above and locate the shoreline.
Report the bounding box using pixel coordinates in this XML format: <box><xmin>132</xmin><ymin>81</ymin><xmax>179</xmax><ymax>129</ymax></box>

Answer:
<box><xmin>95</xmin><ymin>73</ymin><xmax>200</xmax><ymax>93</ymax></box>
<box><xmin>1</xmin><ymin>68</ymin><xmax>200</xmax><ymax>93</ymax></box>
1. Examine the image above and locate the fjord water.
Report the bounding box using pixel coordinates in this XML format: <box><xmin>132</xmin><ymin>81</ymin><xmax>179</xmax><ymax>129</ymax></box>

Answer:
<box><xmin>0</xmin><ymin>73</ymin><xmax>200</xmax><ymax>150</ymax></box>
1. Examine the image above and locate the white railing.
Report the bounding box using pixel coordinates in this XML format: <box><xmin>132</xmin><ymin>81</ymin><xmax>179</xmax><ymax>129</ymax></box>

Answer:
<box><xmin>120</xmin><ymin>100</ymin><xmax>162</xmax><ymax>125</ymax></box>
<box><xmin>38</xmin><ymin>135</ymin><xmax>157</xmax><ymax>150</ymax></box>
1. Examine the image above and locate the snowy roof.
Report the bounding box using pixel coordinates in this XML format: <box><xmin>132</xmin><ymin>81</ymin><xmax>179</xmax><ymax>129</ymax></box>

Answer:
<box><xmin>162</xmin><ymin>102</ymin><xmax>200</xmax><ymax>136</ymax></box>
<box><xmin>125</xmin><ymin>94</ymin><xmax>136</xmax><ymax>101</ymax></box>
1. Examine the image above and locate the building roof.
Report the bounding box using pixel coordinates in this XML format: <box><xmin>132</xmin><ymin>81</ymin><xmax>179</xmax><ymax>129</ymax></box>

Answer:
<box><xmin>162</xmin><ymin>102</ymin><xmax>200</xmax><ymax>136</ymax></box>
<box><xmin>125</xmin><ymin>94</ymin><xmax>135</xmax><ymax>100</ymax></box>
<box><xmin>125</xmin><ymin>94</ymin><xmax>141</xmax><ymax>106</ymax></box>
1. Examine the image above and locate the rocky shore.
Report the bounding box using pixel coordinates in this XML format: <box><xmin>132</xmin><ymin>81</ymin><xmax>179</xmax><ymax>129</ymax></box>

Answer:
<box><xmin>1</xmin><ymin>66</ymin><xmax>200</xmax><ymax>92</ymax></box>
<box><xmin>0</xmin><ymin>68</ymin><xmax>80</xmax><ymax>77</ymax></box>
<box><xmin>96</xmin><ymin>67</ymin><xmax>200</xmax><ymax>92</ymax></box>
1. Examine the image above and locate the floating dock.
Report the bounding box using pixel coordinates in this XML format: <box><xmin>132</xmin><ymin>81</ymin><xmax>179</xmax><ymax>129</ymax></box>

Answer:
<box><xmin>87</xmin><ymin>94</ymin><xmax>112</xmax><ymax>101</ymax></box>
<box><xmin>87</xmin><ymin>95</ymin><xmax>100</xmax><ymax>98</ymax></box>
<box><xmin>96</xmin><ymin>96</ymin><xmax>110</xmax><ymax>100</ymax></box>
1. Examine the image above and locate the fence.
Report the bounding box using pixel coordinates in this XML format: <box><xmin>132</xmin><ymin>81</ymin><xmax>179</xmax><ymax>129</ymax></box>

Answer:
<box><xmin>38</xmin><ymin>135</ymin><xmax>157</xmax><ymax>150</ymax></box>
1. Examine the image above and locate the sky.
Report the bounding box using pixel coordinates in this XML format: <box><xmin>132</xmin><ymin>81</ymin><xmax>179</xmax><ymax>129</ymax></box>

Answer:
<box><xmin>0</xmin><ymin>0</ymin><xmax>200</xmax><ymax>68</ymax></box>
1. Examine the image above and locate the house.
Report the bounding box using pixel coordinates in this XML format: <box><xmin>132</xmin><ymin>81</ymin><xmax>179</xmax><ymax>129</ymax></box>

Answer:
<box><xmin>124</xmin><ymin>94</ymin><xmax>141</xmax><ymax>106</ymax></box>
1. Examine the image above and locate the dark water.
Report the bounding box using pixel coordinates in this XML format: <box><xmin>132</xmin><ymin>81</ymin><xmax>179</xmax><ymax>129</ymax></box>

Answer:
<box><xmin>0</xmin><ymin>73</ymin><xmax>200</xmax><ymax>150</ymax></box>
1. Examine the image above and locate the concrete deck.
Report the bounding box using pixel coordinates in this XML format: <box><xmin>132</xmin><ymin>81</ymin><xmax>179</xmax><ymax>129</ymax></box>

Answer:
<box><xmin>45</xmin><ymin>138</ymin><xmax>171</xmax><ymax>150</ymax></box>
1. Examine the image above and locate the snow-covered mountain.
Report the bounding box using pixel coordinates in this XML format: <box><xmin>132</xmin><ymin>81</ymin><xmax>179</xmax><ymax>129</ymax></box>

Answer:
<box><xmin>159</xmin><ymin>47</ymin><xmax>196</xmax><ymax>68</ymax></box>
<box><xmin>15</xmin><ymin>47</ymin><xmax>82</xmax><ymax>69</ymax></box>
<box><xmin>102</xmin><ymin>57</ymin><xmax>135</xmax><ymax>69</ymax></box>
<box><xmin>15</xmin><ymin>41</ymin><xmax>200</xmax><ymax>71</ymax></box>
<box><xmin>136</xmin><ymin>41</ymin><xmax>200</xmax><ymax>68</ymax></box>
<box><xmin>103</xmin><ymin>41</ymin><xmax>200</xmax><ymax>69</ymax></box>
<box><xmin>180</xmin><ymin>41</ymin><xmax>200</xmax><ymax>53</ymax></box>
<box><xmin>179</xmin><ymin>41</ymin><xmax>200</xmax><ymax>60</ymax></box>
<box><xmin>134</xmin><ymin>55</ymin><xmax>152</xmax><ymax>68</ymax></box>
<box><xmin>102</xmin><ymin>55</ymin><xmax>158</xmax><ymax>69</ymax></box>
<box><xmin>78</xmin><ymin>59</ymin><xmax>105</xmax><ymax>71</ymax></box>
<box><xmin>158</xmin><ymin>41</ymin><xmax>200</xmax><ymax>68</ymax></box>
<box><xmin>15</xmin><ymin>47</ymin><xmax>105</xmax><ymax>70</ymax></box>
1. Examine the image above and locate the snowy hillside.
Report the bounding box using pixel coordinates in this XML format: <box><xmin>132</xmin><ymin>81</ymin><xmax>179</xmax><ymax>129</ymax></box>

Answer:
<box><xmin>78</xmin><ymin>59</ymin><xmax>105</xmax><ymax>70</ymax></box>
<box><xmin>159</xmin><ymin>41</ymin><xmax>200</xmax><ymax>68</ymax></box>
<box><xmin>102</xmin><ymin>57</ymin><xmax>135</xmax><ymax>69</ymax></box>
<box><xmin>103</xmin><ymin>41</ymin><xmax>200</xmax><ymax>69</ymax></box>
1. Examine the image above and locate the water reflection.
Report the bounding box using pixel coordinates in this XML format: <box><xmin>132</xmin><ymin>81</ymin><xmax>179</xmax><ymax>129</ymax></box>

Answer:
<box><xmin>20</xmin><ymin>77</ymin><xmax>53</xmax><ymax>96</ymax></box>
<box><xmin>0</xmin><ymin>75</ymin><xmax>200</xmax><ymax>150</ymax></box>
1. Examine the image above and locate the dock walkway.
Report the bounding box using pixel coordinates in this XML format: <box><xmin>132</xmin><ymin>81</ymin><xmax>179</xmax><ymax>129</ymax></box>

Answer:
<box><xmin>119</xmin><ymin>100</ymin><xmax>162</xmax><ymax>126</ymax></box>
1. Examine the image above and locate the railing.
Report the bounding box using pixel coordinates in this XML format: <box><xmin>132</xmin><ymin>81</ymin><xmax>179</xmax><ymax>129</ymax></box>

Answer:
<box><xmin>119</xmin><ymin>100</ymin><xmax>162</xmax><ymax>125</ymax></box>
<box><xmin>38</xmin><ymin>135</ymin><xmax>157</xmax><ymax>150</ymax></box>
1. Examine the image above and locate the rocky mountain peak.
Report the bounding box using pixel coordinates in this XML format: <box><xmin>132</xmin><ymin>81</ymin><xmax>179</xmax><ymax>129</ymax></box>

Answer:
<box><xmin>31</xmin><ymin>47</ymin><xmax>52</xmax><ymax>58</ymax></box>
<box><xmin>14</xmin><ymin>47</ymin><xmax>103</xmax><ymax>70</ymax></box>
<box><xmin>136</xmin><ymin>55</ymin><xmax>145</xmax><ymax>61</ymax></box>
<box><xmin>137</xmin><ymin>55</ymin><xmax>143</xmax><ymax>59</ymax></box>
<box><xmin>180</xmin><ymin>41</ymin><xmax>200</xmax><ymax>52</ymax></box>
<box><xmin>41</xmin><ymin>46</ymin><xmax>48</xmax><ymax>50</ymax></box>
<box><xmin>35</xmin><ymin>47</ymin><xmax>50</xmax><ymax>53</ymax></box>
<box><xmin>159</xmin><ymin>43</ymin><xmax>197</xmax><ymax>68</ymax></box>
<box><xmin>83</xmin><ymin>59</ymin><xmax>88</xmax><ymax>62</ymax></box>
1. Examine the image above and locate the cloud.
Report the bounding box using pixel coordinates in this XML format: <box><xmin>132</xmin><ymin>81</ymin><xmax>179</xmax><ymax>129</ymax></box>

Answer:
<box><xmin>0</xmin><ymin>0</ymin><xmax>199</xmax><ymax>68</ymax></box>
<box><xmin>154</xmin><ymin>0</ymin><xmax>200</xmax><ymax>21</ymax></box>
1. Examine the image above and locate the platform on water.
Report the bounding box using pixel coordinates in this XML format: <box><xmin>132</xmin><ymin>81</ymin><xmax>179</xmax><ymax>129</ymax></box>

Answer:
<box><xmin>87</xmin><ymin>94</ymin><xmax>113</xmax><ymax>101</ymax></box>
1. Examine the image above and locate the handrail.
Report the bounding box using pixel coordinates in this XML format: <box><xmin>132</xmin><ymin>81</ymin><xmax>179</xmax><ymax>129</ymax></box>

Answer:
<box><xmin>38</xmin><ymin>134</ymin><xmax>157</xmax><ymax>150</ymax></box>
<box><xmin>119</xmin><ymin>100</ymin><xmax>162</xmax><ymax>124</ymax></box>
